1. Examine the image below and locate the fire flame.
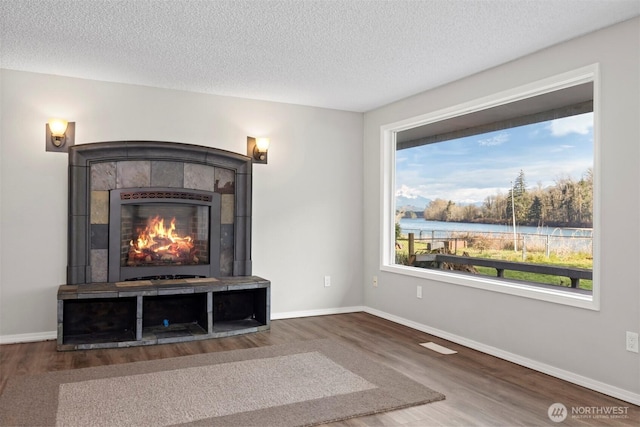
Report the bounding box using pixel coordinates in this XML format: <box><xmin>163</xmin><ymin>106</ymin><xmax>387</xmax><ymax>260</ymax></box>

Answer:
<box><xmin>129</xmin><ymin>215</ymin><xmax>196</xmax><ymax>264</ymax></box>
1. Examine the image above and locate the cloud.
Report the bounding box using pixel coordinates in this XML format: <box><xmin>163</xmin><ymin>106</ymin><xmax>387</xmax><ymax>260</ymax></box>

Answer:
<box><xmin>395</xmin><ymin>184</ymin><xmax>423</xmax><ymax>199</ymax></box>
<box><xmin>549</xmin><ymin>112</ymin><xmax>593</xmax><ymax>137</ymax></box>
<box><xmin>478</xmin><ymin>132</ymin><xmax>509</xmax><ymax>146</ymax></box>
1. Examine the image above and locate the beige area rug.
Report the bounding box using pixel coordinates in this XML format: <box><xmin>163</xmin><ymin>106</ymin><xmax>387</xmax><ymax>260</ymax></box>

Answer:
<box><xmin>0</xmin><ymin>339</ymin><xmax>444</xmax><ymax>427</ymax></box>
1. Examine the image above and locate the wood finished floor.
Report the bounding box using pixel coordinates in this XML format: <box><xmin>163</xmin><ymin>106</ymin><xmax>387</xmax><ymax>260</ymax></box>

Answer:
<box><xmin>1</xmin><ymin>312</ymin><xmax>638</xmax><ymax>426</ymax></box>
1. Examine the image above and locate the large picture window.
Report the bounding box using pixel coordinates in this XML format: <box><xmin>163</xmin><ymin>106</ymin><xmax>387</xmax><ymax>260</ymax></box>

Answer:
<box><xmin>381</xmin><ymin>65</ymin><xmax>599</xmax><ymax>309</ymax></box>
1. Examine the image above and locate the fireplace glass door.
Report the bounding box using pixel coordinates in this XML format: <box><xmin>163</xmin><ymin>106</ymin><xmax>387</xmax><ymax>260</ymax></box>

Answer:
<box><xmin>109</xmin><ymin>189</ymin><xmax>221</xmax><ymax>282</ymax></box>
<box><xmin>121</xmin><ymin>204</ymin><xmax>210</xmax><ymax>268</ymax></box>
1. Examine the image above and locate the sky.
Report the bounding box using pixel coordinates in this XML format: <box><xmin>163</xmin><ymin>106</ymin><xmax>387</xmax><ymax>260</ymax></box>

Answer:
<box><xmin>395</xmin><ymin>112</ymin><xmax>594</xmax><ymax>205</ymax></box>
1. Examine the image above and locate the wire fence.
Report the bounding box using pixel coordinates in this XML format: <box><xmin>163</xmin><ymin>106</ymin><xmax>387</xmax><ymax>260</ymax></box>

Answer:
<box><xmin>401</xmin><ymin>229</ymin><xmax>592</xmax><ymax>257</ymax></box>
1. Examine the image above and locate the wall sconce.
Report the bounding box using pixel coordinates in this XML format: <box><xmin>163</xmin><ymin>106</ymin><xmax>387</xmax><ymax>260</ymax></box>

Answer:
<box><xmin>46</xmin><ymin>119</ymin><xmax>75</xmax><ymax>152</ymax></box>
<box><xmin>247</xmin><ymin>136</ymin><xmax>270</xmax><ymax>164</ymax></box>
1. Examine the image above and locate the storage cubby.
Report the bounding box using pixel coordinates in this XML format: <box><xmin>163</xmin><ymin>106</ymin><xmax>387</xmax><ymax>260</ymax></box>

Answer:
<box><xmin>57</xmin><ymin>277</ymin><xmax>270</xmax><ymax>350</ymax></box>
<box><xmin>213</xmin><ymin>288</ymin><xmax>268</xmax><ymax>333</ymax></box>
<box><xmin>143</xmin><ymin>293</ymin><xmax>209</xmax><ymax>341</ymax></box>
<box><xmin>62</xmin><ymin>297</ymin><xmax>137</xmax><ymax>345</ymax></box>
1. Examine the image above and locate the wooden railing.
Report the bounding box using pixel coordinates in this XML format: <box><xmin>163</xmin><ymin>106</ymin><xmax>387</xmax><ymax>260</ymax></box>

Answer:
<box><xmin>413</xmin><ymin>253</ymin><xmax>592</xmax><ymax>288</ymax></box>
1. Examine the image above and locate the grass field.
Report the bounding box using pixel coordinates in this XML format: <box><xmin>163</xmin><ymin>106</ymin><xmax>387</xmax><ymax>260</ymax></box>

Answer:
<box><xmin>395</xmin><ymin>237</ymin><xmax>593</xmax><ymax>291</ymax></box>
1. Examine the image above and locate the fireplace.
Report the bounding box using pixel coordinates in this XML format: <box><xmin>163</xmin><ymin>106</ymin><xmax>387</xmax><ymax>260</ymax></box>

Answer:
<box><xmin>67</xmin><ymin>141</ymin><xmax>253</xmax><ymax>284</ymax></box>
<box><xmin>58</xmin><ymin>141</ymin><xmax>270</xmax><ymax>350</ymax></box>
<box><xmin>108</xmin><ymin>189</ymin><xmax>221</xmax><ymax>281</ymax></box>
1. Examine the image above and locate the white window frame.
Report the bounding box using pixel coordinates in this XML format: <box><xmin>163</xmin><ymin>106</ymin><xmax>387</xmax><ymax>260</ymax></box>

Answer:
<box><xmin>380</xmin><ymin>64</ymin><xmax>600</xmax><ymax>310</ymax></box>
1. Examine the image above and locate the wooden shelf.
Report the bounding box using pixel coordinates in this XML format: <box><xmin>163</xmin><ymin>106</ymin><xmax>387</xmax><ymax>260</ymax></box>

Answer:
<box><xmin>213</xmin><ymin>319</ymin><xmax>264</xmax><ymax>333</ymax></box>
<box><xmin>57</xmin><ymin>276</ymin><xmax>270</xmax><ymax>351</ymax></box>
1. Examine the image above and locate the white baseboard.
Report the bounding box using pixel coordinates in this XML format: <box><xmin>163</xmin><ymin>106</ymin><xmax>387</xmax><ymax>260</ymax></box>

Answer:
<box><xmin>0</xmin><ymin>331</ymin><xmax>57</xmax><ymax>345</ymax></box>
<box><xmin>363</xmin><ymin>306</ymin><xmax>640</xmax><ymax>406</ymax></box>
<box><xmin>271</xmin><ymin>305</ymin><xmax>365</xmax><ymax>320</ymax></box>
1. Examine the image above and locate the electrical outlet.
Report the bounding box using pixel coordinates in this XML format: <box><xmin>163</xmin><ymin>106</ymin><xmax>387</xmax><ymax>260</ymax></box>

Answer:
<box><xmin>324</xmin><ymin>275</ymin><xmax>331</xmax><ymax>287</ymax></box>
<box><xmin>417</xmin><ymin>285</ymin><xmax>422</xmax><ymax>299</ymax></box>
<box><xmin>626</xmin><ymin>331</ymin><xmax>639</xmax><ymax>353</ymax></box>
<box><xmin>372</xmin><ymin>276</ymin><xmax>378</xmax><ymax>287</ymax></box>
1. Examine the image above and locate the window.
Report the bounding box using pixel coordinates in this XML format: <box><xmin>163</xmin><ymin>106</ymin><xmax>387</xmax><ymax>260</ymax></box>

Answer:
<box><xmin>381</xmin><ymin>65</ymin><xmax>599</xmax><ymax>310</ymax></box>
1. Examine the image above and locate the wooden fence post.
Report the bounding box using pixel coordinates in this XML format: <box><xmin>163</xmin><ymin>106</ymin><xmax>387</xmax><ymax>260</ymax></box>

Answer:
<box><xmin>408</xmin><ymin>233</ymin><xmax>415</xmax><ymax>265</ymax></box>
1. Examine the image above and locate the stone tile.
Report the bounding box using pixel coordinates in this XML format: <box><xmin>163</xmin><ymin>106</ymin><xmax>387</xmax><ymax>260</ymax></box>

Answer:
<box><xmin>90</xmin><ymin>191</ymin><xmax>109</xmax><ymax>224</ymax></box>
<box><xmin>90</xmin><ymin>224</ymin><xmax>109</xmax><ymax>249</ymax></box>
<box><xmin>219</xmin><ymin>224</ymin><xmax>234</xmax><ymax>276</ymax></box>
<box><xmin>151</xmin><ymin>161</ymin><xmax>184</xmax><ymax>187</ymax></box>
<box><xmin>215</xmin><ymin>168</ymin><xmax>235</xmax><ymax>194</ymax></box>
<box><xmin>184</xmin><ymin>163</ymin><xmax>215</xmax><ymax>192</ymax></box>
<box><xmin>116</xmin><ymin>161</ymin><xmax>151</xmax><ymax>188</ymax></box>
<box><xmin>221</xmin><ymin>194</ymin><xmax>235</xmax><ymax>224</ymax></box>
<box><xmin>91</xmin><ymin>162</ymin><xmax>116</xmax><ymax>190</ymax></box>
<box><xmin>220</xmin><ymin>248</ymin><xmax>234</xmax><ymax>276</ymax></box>
<box><xmin>90</xmin><ymin>249</ymin><xmax>108</xmax><ymax>283</ymax></box>
<box><xmin>220</xmin><ymin>224</ymin><xmax>234</xmax><ymax>250</ymax></box>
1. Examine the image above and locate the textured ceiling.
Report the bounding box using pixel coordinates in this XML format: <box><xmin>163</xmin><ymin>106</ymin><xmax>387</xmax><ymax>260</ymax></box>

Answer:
<box><xmin>1</xmin><ymin>0</ymin><xmax>639</xmax><ymax>112</ymax></box>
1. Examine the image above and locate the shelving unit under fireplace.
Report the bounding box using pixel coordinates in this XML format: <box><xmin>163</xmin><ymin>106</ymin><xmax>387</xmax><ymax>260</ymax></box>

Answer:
<box><xmin>57</xmin><ymin>276</ymin><xmax>270</xmax><ymax>351</ymax></box>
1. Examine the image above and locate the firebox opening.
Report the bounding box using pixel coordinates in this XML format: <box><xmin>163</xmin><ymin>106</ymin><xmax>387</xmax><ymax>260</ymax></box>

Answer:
<box><xmin>121</xmin><ymin>203</ymin><xmax>210</xmax><ymax>268</ymax></box>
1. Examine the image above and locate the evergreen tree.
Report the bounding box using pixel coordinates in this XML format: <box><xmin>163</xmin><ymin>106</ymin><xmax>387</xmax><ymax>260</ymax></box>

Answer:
<box><xmin>528</xmin><ymin>196</ymin><xmax>543</xmax><ymax>225</ymax></box>
<box><xmin>506</xmin><ymin>170</ymin><xmax>529</xmax><ymax>225</ymax></box>
<box><xmin>514</xmin><ymin>170</ymin><xmax>530</xmax><ymax>224</ymax></box>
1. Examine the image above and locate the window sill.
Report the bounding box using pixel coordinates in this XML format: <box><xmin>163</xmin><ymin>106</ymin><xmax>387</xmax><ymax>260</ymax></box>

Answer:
<box><xmin>380</xmin><ymin>263</ymin><xmax>599</xmax><ymax>311</ymax></box>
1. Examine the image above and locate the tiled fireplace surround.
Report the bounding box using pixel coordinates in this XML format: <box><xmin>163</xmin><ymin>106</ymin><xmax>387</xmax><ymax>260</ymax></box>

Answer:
<box><xmin>68</xmin><ymin>141</ymin><xmax>253</xmax><ymax>284</ymax></box>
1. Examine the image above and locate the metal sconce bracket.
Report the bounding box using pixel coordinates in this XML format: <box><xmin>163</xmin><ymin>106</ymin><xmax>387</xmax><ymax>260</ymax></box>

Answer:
<box><xmin>46</xmin><ymin>121</ymin><xmax>76</xmax><ymax>153</ymax></box>
<box><xmin>247</xmin><ymin>136</ymin><xmax>268</xmax><ymax>164</ymax></box>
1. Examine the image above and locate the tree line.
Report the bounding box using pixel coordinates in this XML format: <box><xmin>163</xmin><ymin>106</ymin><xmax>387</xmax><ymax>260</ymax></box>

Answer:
<box><xmin>420</xmin><ymin>169</ymin><xmax>593</xmax><ymax>228</ymax></box>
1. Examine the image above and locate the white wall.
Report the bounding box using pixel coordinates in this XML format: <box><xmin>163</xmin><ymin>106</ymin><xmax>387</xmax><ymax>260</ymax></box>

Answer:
<box><xmin>0</xmin><ymin>70</ymin><xmax>364</xmax><ymax>338</ymax></box>
<box><xmin>363</xmin><ymin>18</ymin><xmax>640</xmax><ymax>400</ymax></box>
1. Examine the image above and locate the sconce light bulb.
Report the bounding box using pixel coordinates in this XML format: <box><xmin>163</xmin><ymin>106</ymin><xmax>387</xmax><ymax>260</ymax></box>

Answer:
<box><xmin>248</xmin><ymin>136</ymin><xmax>269</xmax><ymax>164</ymax></box>
<box><xmin>48</xmin><ymin>119</ymin><xmax>68</xmax><ymax>137</ymax></box>
<box><xmin>256</xmin><ymin>138</ymin><xmax>270</xmax><ymax>152</ymax></box>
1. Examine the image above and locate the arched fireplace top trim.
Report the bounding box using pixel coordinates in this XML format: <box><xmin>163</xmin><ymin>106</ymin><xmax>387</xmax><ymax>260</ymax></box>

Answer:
<box><xmin>69</xmin><ymin>140</ymin><xmax>251</xmax><ymax>174</ymax></box>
